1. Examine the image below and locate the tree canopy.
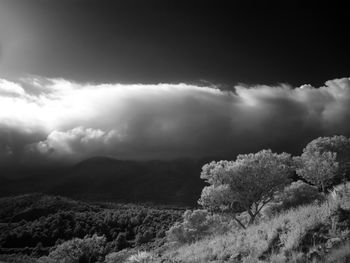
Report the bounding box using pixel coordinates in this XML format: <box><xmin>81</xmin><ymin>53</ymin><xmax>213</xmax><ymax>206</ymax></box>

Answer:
<box><xmin>198</xmin><ymin>149</ymin><xmax>294</xmax><ymax>227</ymax></box>
<box><xmin>302</xmin><ymin>135</ymin><xmax>350</xmax><ymax>182</ymax></box>
<box><xmin>295</xmin><ymin>150</ymin><xmax>338</xmax><ymax>192</ymax></box>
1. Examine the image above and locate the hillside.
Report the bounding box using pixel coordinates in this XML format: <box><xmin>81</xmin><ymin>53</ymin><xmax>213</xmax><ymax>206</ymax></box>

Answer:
<box><xmin>155</xmin><ymin>189</ymin><xmax>350</xmax><ymax>263</ymax></box>
<box><xmin>0</xmin><ymin>193</ymin><xmax>99</xmax><ymax>223</ymax></box>
<box><xmin>1</xmin><ymin>191</ymin><xmax>350</xmax><ymax>262</ymax></box>
<box><xmin>51</xmin><ymin>157</ymin><xmax>205</xmax><ymax>205</ymax></box>
<box><xmin>0</xmin><ymin>193</ymin><xmax>183</xmax><ymax>262</ymax></box>
<box><xmin>0</xmin><ymin>157</ymin><xmax>206</xmax><ymax>206</ymax></box>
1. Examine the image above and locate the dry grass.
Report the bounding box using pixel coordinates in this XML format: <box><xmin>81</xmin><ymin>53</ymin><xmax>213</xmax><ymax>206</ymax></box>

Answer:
<box><xmin>325</xmin><ymin>241</ymin><xmax>350</xmax><ymax>263</ymax></box>
<box><xmin>159</xmin><ymin>191</ymin><xmax>350</xmax><ymax>263</ymax></box>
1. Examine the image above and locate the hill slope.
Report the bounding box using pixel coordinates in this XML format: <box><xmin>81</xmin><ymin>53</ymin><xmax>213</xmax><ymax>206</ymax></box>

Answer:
<box><xmin>158</xmin><ymin>191</ymin><xmax>350</xmax><ymax>263</ymax></box>
<box><xmin>0</xmin><ymin>157</ymin><xmax>207</xmax><ymax>206</ymax></box>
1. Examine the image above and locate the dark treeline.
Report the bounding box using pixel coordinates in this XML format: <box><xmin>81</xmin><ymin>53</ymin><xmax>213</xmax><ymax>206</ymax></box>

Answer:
<box><xmin>0</xmin><ymin>193</ymin><xmax>183</xmax><ymax>257</ymax></box>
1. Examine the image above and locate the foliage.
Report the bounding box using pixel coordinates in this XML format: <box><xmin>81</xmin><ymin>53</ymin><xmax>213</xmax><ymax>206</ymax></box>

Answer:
<box><xmin>325</xmin><ymin>241</ymin><xmax>350</xmax><ymax>263</ymax></box>
<box><xmin>126</xmin><ymin>251</ymin><xmax>154</xmax><ymax>263</ymax></box>
<box><xmin>295</xmin><ymin>150</ymin><xmax>338</xmax><ymax>192</ymax></box>
<box><xmin>198</xmin><ymin>149</ymin><xmax>294</xmax><ymax>227</ymax></box>
<box><xmin>0</xmin><ymin>194</ymin><xmax>183</xmax><ymax>259</ymax></box>
<box><xmin>263</xmin><ymin>180</ymin><xmax>325</xmax><ymax>217</ymax></box>
<box><xmin>162</xmin><ymin>190</ymin><xmax>350</xmax><ymax>263</ymax></box>
<box><xmin>301</xmin><ymin>135</ymin><xmax>350</xmax><ymax>183</ymax></box>
<box><xmin>330</xmin><ymin>182</ymin><xmax>350</xmax><ymax>202</ymax></box>
<box><xmin>43</xmin><ymin>234</ymin><xmax>106</xmax><ymax>263</ymax></box>
<box><xmin>166</xmin><ymin>209</ymin><xmax>233</xmax><ymax>244</ymax></box>
<box><xmin>104</xmin><ymin>250</ymin><xmax>135</xmax><ymax>263</ymax></box>
<box><xmin>0</xmin><ymin>254</ymin><xmax>37</xmax><ymax>263</ymax></box>
<box><xmin>0</xmin><ymin>193</ymin><xmax>98</xmax><ymax>223</ymax></box>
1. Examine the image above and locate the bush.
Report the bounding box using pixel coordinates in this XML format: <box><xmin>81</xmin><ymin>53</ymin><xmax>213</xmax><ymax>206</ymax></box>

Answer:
<box><xmin>295</xmin><ymin>150</ymin><xmax>338</xmax><ymax>192</ymax></box>
<box><xmin>127</xmin><ymin>251</ymin><xmax>153</xmax><ymax>263</ymax></box>
<box><xmin>43</xmin><ymin>234</ymin><xmax>106</xmax><ymax>263</ymax></box>
<box><xmin>166</xmin><ymin>209</ymin><xmax>232</xmax><ymax>244</ymax></box>
<box><xmin>104</xmin><ymin>250</ymin><xmax>134</xmax><ymax>263</ymax></box>
<box><xmin>326</xmin><ymin>241</ymin><xmax>350</xmax><ymax>263</ymax></box>
<box><xmin>330</xmin><ymin>182</ymin><xmax>350</xmax><ymax>202</ymax></box>
<box><xmin>162</xmin><ymin>193</ymin><xmax>350</xmax><ymax>263</ymax></box>
<box><xmin>263</xmin><ymin>180</ymin><xmax>325</xmax><ymax>217</ymax></box>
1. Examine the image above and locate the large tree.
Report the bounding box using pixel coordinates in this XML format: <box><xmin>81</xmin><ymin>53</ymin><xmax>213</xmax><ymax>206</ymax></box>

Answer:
<box><xmin>198</xmin><ymin>149</ymin><xmax>293</xmax><ymax>228</ymax></box>
<box><xmin>295</xmin><ymin>150</ymin><xmax>338</xmax><ymax>193</ymax></box>
<box><xmin>302</xmin><ymin>135</ymin><xmax>350</xmax><ymax>183</ymax></box>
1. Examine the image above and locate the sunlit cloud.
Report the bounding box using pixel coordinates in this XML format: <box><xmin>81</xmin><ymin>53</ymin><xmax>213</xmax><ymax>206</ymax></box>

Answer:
<box><xmin>0</xmin><ymin>76</ymin><xmax>350</xmax><ymax>164</ymax></box>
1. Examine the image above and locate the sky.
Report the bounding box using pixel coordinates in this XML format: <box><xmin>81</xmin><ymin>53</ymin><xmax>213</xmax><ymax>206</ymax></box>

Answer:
<box><xmin>0</xmin><ymin>0</ymin><xmax>350</xmax><ymax>167</ymax></box>
<box><xmin>1</xmin><ymin>0</ymin><xmax>349</xmax><ymax>86</ymax></box>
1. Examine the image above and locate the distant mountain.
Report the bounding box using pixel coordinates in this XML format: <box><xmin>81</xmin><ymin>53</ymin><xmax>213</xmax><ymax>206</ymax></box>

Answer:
<box><xmin>50</xmin><ymin>157</ymin><xmax>206</xmax><ymax>206</ymax></box>
<box><xmin>0</xmin><ymin>157</ymin><xmax>208</xmax><ymax>206</ymax></box>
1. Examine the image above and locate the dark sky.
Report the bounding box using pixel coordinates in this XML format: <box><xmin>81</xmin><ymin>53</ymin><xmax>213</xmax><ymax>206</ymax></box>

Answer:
<box><xmin>1</xmin><ymin>0</ymin><xmax>350</xmax><ymax>168</ymax></box>
<box><xmin>1</xmin><ymin>0</ymin><xmax>349</xmax><ymax>87</ymax></box>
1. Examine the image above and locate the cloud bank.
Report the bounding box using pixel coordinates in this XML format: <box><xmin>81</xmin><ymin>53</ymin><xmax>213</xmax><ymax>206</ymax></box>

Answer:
<box><xmin>1</xmin><ymin>76</ymin><xmax>350</xmax><ymax>164</ymax></box>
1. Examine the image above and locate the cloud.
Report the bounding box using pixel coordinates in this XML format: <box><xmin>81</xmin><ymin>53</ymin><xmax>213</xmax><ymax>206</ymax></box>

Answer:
<box><xmin>35</xmin><ymin>127</ymin><xmax>120</xmax><ymax>160</ymax></box>
<box><xmin>0</xmin><ymin>76</ymin><xmax>350</xmax><ymax>164</ymax></box>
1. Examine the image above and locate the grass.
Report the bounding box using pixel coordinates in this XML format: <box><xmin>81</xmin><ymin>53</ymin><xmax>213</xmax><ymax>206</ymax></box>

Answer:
<box><xmin>158</xmin><ymin>191</ymin><xmax>350</xmax><ymax>263</ymax></box>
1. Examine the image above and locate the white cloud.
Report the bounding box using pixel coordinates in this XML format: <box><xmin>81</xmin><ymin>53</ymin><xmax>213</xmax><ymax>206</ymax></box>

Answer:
<box><xmin>0</xmin><ymin>76</ymin><xmax>350</xmax><ymax>162</ymax></box>
<box><xmin>0</xmin><ymin>79</ymin><xmax>26</xmax><ymax>96</ymax></box>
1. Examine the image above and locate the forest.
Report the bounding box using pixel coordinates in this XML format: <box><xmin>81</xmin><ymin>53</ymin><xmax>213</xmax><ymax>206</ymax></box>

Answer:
<box><xmin>0</xmin><ymin>193</ymin><xmax>183</xmax><ymax>262</ymax></box>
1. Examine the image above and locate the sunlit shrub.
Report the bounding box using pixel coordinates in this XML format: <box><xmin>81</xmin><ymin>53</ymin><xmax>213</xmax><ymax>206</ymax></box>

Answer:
<box><xmin>126</xmin><ymin>251</ymin><xmax>153</xmax><ymax>263</ymax></box>
<box><xmin>104</xmin><ymin>250</ymin><xmax>134</xmax><ymax>263</ymax></box>
<box><xmin>166</xmin><ymin>209</ymin><xmax>232</xmax><ymax>244</ymax></box>
<box><xmin>263</xmin><ymin>180</ymin><xmax>325</xmax><ymax>218</ymax></box>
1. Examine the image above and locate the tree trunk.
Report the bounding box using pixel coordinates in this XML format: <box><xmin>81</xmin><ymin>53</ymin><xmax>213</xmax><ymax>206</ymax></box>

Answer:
<box><xmin>248</xmin><ymin>214</ymin><xmax>256</xmax><ymax>225</ymax></box>
<box><xmin>321</xmin><ymin>181</ymin><xmax>325</xmax><ymax>193</ymax></box>
<box><xmin>233</xmin><ymin>216</ymin><xmax>246</xmax><ymax>229</ymax></box>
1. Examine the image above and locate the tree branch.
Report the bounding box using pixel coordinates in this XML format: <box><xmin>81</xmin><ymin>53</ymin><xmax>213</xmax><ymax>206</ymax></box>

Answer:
<box><xmin>233</xmin><ymin>216</ymin><xmax>246</xmax><ymax>229</ymax></box>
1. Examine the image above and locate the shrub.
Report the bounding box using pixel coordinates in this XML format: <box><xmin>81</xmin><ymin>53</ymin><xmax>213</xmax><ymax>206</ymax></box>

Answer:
<box><xmin>300</xmin><ymin>135</ymin><xmax>350</xmax><ymax>183</ymax></box>
<box><xmin>329</xmin><ymin>182</ymin><xmax>350</xmax><ymax>202</ymax></box>
<box><xmin>263</xmin><ymin>180</ymin><xmax>325</xmax><ymax>217</ymax></box>
<box><xmin>115</xmin><ymin>232</ymin><xmax>128</xmax><ymax>250</ymax></box>
<box><xmin>166</xmin><ymin>209</ymin><xmax>232</xmax><ymax>244</ymax></box>
<box><xmin>104</xmin><ymin>250</ymin><xmax>134</xmax><ymax>263</ymax></box>
<box><xmin>45</xmin><ymin>234</ymin><xmax>106</xmax><ymax>263</ymax></box>
<box><xmin>135</xmin><ymin>230</ymin><xmax>154</xmax><ymax>246</ymax></box>
<box><xmin>325</xmin><ymin>241</ymin><xmax>350</xmax><ymax>263</ymax></box>
<box><xmin>295</xmin><ymin>150</ymin><xmax>338</xmax><ymax>192</ymax></box>
<box><xmin>126</xmin><ymin>251</ymin><xmax>153</xmax><ymax>263</ymax></box>
<box><xmin>162</xmin><ymin>191</ymin><xmax>350</xmax><ymax>263</ymax></box>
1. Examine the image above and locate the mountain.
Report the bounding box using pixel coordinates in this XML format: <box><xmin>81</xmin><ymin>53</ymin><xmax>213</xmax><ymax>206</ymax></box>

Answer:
<box><xmin>0</xmin><ymin>157</ymin><xmax>207</xmax><ymax>206</ymax></box>
<box><xmin>50</xmin><ymin>157</ymin><xmax>206</xmax><ymax>205</ymax></box>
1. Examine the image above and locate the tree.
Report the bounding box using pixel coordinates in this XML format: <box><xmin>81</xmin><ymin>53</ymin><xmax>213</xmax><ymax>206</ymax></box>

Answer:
<box><xmin>47</xmin><ymin>234</ymin><xmax>106</xmax><ymax>263</ymax></box>
<box><xmin>115</xmin><ymin>232</ymin><xmax>128</xmax><ymax>251</ymax></box>
<box><xmin>295</xmin><ymin>150</ymin><xmax>338</xmax><ymax>193</ymax></box>
<box><xmin>302</xmin><ymin>135</ymin><xmax>350</xmax><ymax>183</ymax></box>
<box><xmin>198</xmin><ymin>149</ymin><xmax>293</xmax><ymax>228</ymax></box>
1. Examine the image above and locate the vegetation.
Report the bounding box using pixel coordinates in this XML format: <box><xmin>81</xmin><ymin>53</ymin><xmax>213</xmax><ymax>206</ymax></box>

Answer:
<box><xmin>0</xmin><ymin>193</ymin><xmax>183</xmax><ymax>262</ymax></box>
<box><xmin>166</xmin><ymin>210</ymin><xmax>232</xmax><ymax>244</ymax></box>
<box><xmin>38</xmin><ymin>234</ymin><xmax>106</xmax><ymax>263</ymax></box>
<box><xmin>1</xmin><ymin>135</ymin><xmax>350</xmax><ymax>263</ymax></box>
<box><xmin>300</xmin><ymin>135</ymin><xmax>350</xmax><ymax>183</ymax></box>
<box><xmin>296</xmin><ymin>150</ymin><xmax>338</xmax><ymax>192</ymax></box>
<box><xmin>263</xmin><ymin>180</ymin><xmax>325</xmax><ymax>218</ymax></box>
<box><xmin>198</xmin><ymin>150</ymin><xmax>294</xmax><ymax>227</ymax></box>
<box><xmin>161</xmin><ymin>186</ymin><xmax>350</xmax><ymax>262</ymax></box>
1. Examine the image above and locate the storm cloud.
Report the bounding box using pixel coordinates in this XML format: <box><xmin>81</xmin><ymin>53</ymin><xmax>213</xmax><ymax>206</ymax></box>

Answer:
<box><xmin>1</xmin><ymin>77</ymin><xmax>350</xmax><ymax>164</ymax></box>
